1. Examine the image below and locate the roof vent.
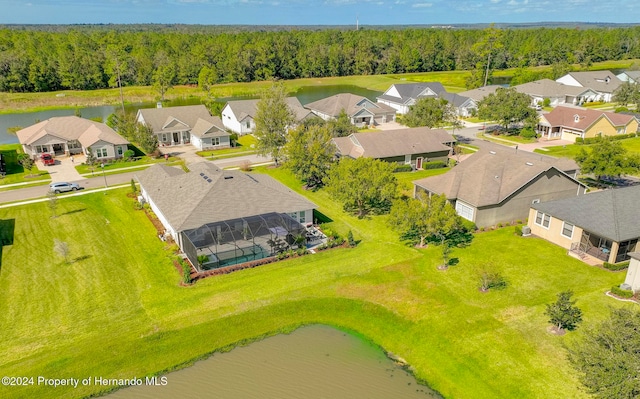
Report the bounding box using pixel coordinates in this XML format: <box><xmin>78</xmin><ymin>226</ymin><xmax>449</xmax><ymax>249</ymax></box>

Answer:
<box><xmin>526</xmin><ymin>162</ymin><xmax>534</xmax><ymax>166</ymax></box>
<box><xmin>202</xmin><ymin>175</ymin><xmax>208</xmax><ymax>180</ymax></box>
<box><xmin>495</xmin><ymin>175</ymin><xmax>499</xmax><ymax>179</ymax></box>
<box><xmin>207</xmin><ymin>179</ymin><xmax>212</xmax><ymax>183</ymax></box>
<box><xmin>199</xmin><ymin>172</ymin><xmax>205</xmax><ymax>176</ymax></box>
<box><xmin>224</xmin><ymin>176</ymin><xmax>234</xmax><ymax>180</ymax></box>
<box><xmin>489</xmin><ymin>151</ymin><xmax>496</xmax><ymax>155</ymax></box>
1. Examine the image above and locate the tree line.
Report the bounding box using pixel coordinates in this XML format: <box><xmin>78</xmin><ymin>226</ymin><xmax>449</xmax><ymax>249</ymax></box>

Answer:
<box><xmin>1</xmin><ymin>26</ymin><xmax>640</xmax><ymax>93</ymax></box>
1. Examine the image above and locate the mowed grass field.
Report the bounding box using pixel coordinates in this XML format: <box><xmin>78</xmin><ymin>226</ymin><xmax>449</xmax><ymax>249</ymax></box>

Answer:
<box><xmin>535</xmin><ymin>136</ymin><xmax>640</xmax><ymax>159</ymax></box>
<box><xmin>0</xmin><ymin>167</ymin><xmax>632</xmax><ymax>399</ymax></box>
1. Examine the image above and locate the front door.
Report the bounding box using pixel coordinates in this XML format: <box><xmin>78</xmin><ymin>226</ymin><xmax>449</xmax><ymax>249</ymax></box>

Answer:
<box><xmin>416</xmin><ymin>157</ymin><xmax>423</xmax><ymax>170</ymax></box>
<box><xmin>52</xmin><ymin>143</ymin><xmax>64</xmax><ymax>155</ymax></box>
<box><xmin>172</xmin><ymin>132</ymin><xmax>179</xmax><ymax>144</ymax></box>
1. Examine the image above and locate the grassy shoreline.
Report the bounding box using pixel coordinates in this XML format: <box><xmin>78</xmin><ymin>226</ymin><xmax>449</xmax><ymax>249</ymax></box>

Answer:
<box><xmin>1</xmin><ymin>58</ymin><xmax>638</xmax><ymax>114</ymax></box>
<box><xmin>0</xmin><ymin>167</ymin><xmax>632</xmax><ymax>399</ymax></box>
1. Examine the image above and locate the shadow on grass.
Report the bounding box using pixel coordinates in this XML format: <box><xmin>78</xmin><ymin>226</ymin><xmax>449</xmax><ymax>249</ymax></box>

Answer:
<box><xmin>0</xmin><ymin>218</ymin><xmax>16</xmax><ymax>270</ymax></box>
<box><xmin>61</xmin><ymin>208</ymin><xmax>86</xmax><ymax>216</ymax></box>
<box><xmin>313</xmin><ymin>209</ymin><xmax>333</xmax><ymax>224</ymax></box>
<box><xmin>73</xmin><ymin>255</ymin><xmax>92</xmax><ymax>263</ymax></box>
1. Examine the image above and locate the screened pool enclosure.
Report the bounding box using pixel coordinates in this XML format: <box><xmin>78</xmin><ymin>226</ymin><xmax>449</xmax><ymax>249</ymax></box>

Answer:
<box><xmin>181</xmin><ymin>212</ymin><xmax>307</xmax><ymax>271</ymax></box>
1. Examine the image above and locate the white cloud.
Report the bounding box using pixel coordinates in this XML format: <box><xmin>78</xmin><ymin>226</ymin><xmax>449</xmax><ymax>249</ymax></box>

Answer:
<box><xmin>412</xmin><ymin>2</ymin><xmax>432</xmax><ymax>7</ymax></box>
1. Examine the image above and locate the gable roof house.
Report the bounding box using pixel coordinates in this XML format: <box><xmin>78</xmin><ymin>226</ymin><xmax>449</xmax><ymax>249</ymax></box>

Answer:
<box><xmin>413</xmin><ymin>147</ymin><xmax>586</xmax><ymax>228</ymax></box>
<box><xmin>377</xmin><ymin>83</ymin><xmax>477</xmax><ymax>117</ymax></box>
<box><xmin>136</xmin><ymin>162</ymin><xmax>316</xmax><ymax>271</ymax></box>
<box><xmin>221</xmin><ymin>97</ymin><xmax>314</xmax><ymax>135</ymax></box>
<box><xmin>537</xmin><ymin>105</ymin><xmax>638</xmax><ymax>142</ymax></box>
<box><xmin>555</xmin><ymin>71</ymin><xmax>623</xmax><ymax>103</ymax></box>
<box><xmin>332</xmin><ymin>127</ymin><xmax>455</xmax><ymax>170</ymax></box>
<box><xmin>305</xmin><ymin>93</ymin><xmax>396</xmax><ymax>127</ymax></box>
<box><xmin>513</xmin><ymin>79</ymin><xmax>599</xmax><ymax>107</ymax></box>
<box><xmin>457</xmin><ymin>85</ymin><xmax>503</xmax><ymax>102</ymax></box>
<box><xmin>528</xmin><ymin>185</ymin><xmax>640</xmax><ymax>265</ymax></box>
<box><xmin>136</xmin><ymin>105</ymin><xmax>230</xmax><ymax>150</ymax></box>
<box><xmin>16</xmin><ymin>116</ymin><xmax>129</xmax><ymax>160</ymax></box>
<box><xmin>616</xmin><ymin>70</ymin><xmax>640</xmax><ymax>84</ymax></box>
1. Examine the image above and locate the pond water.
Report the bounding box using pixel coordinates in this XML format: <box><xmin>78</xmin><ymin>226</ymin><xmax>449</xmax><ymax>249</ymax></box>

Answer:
<box><xmin>107</xmin><ymin>325</ymin><xmax>441</xmax><ymax>399</ymax></box>
<box><xmin>0</xmin><ymin>85</ymin><xmax>382</xmax><ymax>145</ymax></box>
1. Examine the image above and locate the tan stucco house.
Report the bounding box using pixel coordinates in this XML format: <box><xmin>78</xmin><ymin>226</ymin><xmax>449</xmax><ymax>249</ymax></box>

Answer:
<box><xmin>413</xmin><ymin>147</ymin><xmax>586</xmax><ymax>228</ymax></box>
<box><xmin>528</xmin><ymin>185</ymin><xmax>640</xmax><ymax>264</ymax></box>
<box><xmin>537</xmin><ymin>105</ymin><xmax>638</xmax><ymax>142</ymax></box>
<box><xmin>16</xmin><ymin>116</ymin><xmax>129</xmax><ymax>160</ymax></box>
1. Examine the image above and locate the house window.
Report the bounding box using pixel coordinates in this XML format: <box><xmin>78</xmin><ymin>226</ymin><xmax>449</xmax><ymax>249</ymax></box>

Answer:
<box><xmin>212</xmin><ymin>137</ymin><xmax>220</xmax><ymax>146</ymax></box>
<box><xmin>455</xmin><ymin>202</ymin><xmax>474</xmax><ymax>221</ymax></box>
<box><xmin>246</xmin><ymin>121</ymin><xmax>251</xmax><ymax>129</ymax></box>
<box><xmin>35</xmin><ymin>145</ymin><xmax>48</xmax><ymax>153</ymax></box>
<box><xmin>561</xmin><ymin>222</ymin><xmax>574</xmax><ymax>238</ymax></box>
<box><xmin>95</xmin><ymin>148</ymin><xmax>108</xmax><ymax>158</ymax></box>
<box><xmin>68</xmin><ymin>140</ymin><xmax>81</xmax><ymax>149</ymax></box>
<box><xmin>117</xmin><ymin>146</ymin><xmax>123</xmax><ymax>156</ymax></box>
<box><xmin>535</xmin><ymin>211</ymin><xmax>550</xmax><ymax>228</ymax></box>
<box><xmin>299</xmin><ymin>211</ymin><xmax>306</xmax><ymax>224</ymax></box>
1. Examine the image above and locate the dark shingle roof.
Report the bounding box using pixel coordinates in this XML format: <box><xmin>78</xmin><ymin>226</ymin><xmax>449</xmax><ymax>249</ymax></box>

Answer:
<box><xmin>306</xmin><ymin>93</ymin><xmax>395</xmax><ymax>118</ymax></box>
<box><xmin>332</xmin><ymin>127</ymin><xmax>454</xmax><ymax>159</ymax></box>
<box><xmin>531</xmin><ymin>185</ymin><xmax>640</xmax><ymax>242</ymax></box>
<box><xmin>136</xmin><ymin>163</ymin><xmax>316</xmax><ymax>232</ymax></box>
<box><xmin>137</xmin><ymin>105</ymin><xmax>213</xmax><ymax>133</ymax></box>
<box><xmin>377</xmin><ymin>83</ymin><xmax>445</xmax><ymax>104</ymax></box>
<box><xmin>413</xmin><ymin>147</ymin><xmax>581</xmax><ymax>207</ymax></box>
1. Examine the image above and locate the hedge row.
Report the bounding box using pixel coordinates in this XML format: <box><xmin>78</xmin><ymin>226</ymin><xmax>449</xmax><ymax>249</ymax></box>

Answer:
<box><xmin>575</xmin><ymin>133</ymin><xmax>638</xmax><ymax>145</ymax></box>
<box><xmin>610</xmin><ymin>285</ymin><xmax>634</xmax><ymax>299</ymax></box>
<box><xmin>603</xmin><ymin>261</ymin><xmax>630</xmax><ymax>271</ymax></box>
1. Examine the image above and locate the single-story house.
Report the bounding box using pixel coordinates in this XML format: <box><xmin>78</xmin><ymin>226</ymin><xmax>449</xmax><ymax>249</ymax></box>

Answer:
<box><xmin>513</xmin><ymin>79</ymin><xmax>599</xmax><ymax>107</ymax></box>
<box><xmin>376</xmin><ymin>82</ymin><xmax>445</xmax><ymax>114</ymax></box>
<box><xmin>136</xmin><ymin>104</ymin><xmax>230</xmax><ymax>150</ymax></box>
<box><xmin>528</xmin><ymin>185</ymin><xmax>640</xmax><ymax>265</ymax></box>
<box><xmin>16</xmin><ymin>116</ymin><xmax>129</xmax><ymax>160</ymax></box>
<box><xmin>624</xmin><ymin>252</ymin><xmax>640</xmax><ymax>292</ymax></box>
<box><xmin>555</xmin><ymin>71</ymin><xmax>623</xmax><ymax>103</ymax></box>
<box><xmin>413</xmin><ymin>147</ymin><xmax>586</xmax><ymax>228</ymax></box>
<box><xmin>457</xmin><ymin>85</ymin><xmax>503</xmax><ymax>103</ymax></box>
<box><xmin>616</xmin><ymin>70</ymin><xmax>640</xmax><ymax>84</ymax></box>
<box><xmin>332</xmin><ymin>127</ymin><xmax>454</xmax><ymax>169</ymax></box>
<box><xmin>537</xmin><ymin>105</ymin><xmax>638</xmax><ymax>142</ymax></box>
<box><xmin>437</xmin><ymin>92</ymin><xmax>477</xmax><ymax>117</ymax></box>
<box><xmin>136</xmin><ymin>162</ymin><xmax>316</xmax><ymax>271</ymax></box>
<box><xmin>221</xmin><ymin>97</ymin><xmax>314</xmax><ymax>135</ymax></box>
<box><xmin>305</xmin><ymin>93</ymin><xmax>396</xmax><ymax>127</ymax></box>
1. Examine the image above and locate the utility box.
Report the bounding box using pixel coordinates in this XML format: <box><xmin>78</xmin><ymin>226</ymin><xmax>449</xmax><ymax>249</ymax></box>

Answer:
<box><xmin>521</xmin><ymin>226</ymin><xmax>531</xmax><ymax>236</ymax></box>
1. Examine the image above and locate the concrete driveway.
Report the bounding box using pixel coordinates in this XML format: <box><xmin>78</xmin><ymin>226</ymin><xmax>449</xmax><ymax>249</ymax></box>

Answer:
<box><xmin>46</xmin><ymin>154</ymin><xmax>85</xmax><ymax>182</ymax></box>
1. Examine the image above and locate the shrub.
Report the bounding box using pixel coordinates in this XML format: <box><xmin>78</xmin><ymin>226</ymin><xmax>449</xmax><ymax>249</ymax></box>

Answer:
<box><xmin>347</xmin><ymin>230</ymin><xmax>356</xmax><ymax>247</ymax></box>
<box><xmin>542</xmin><ymin>98</ymin><xmax>551</xmax><ymax>107</ymax></box>
<box><xmin>393</xmin><ymin>164</ymin><xmax>413</xmax><ymax>173</ymax></box>
<box><xmin>123</xmin><ymin>149</ymin><xmax>135</xmax><ymax>160</ymax></box>
<box><xmin>610</xmin><ymin>286</ymin><xmax>634</xmax><ymax>298</ymax></box>
<box><xmin>497</xmin><ymin>222</ymin><xmax>503</xmax><ymax>228</ymax></box>
<box><xmin>521</xmin><ymin>128</ymin><xmax>537</xmax><ymax>139</ymax></box>
<box><xmin>239</xmin><ymin>160</ymin><xmax>252</xmax><ymax>171</ymax></box>
<box><xmin>575</xmin><ymin>138</ymin><xmax>584</xmax><ymax>144</ymax></box>
<box><xmin>180</xmin><ymin>258</ymin><xmax>192</xmax><ymax>284</ymax></box>
<box><xmin>479</xmin><ymin>271</ymin><xmax>507</xmax><ymax>291</ymax></box>
<box><xmin>603</xmin><ymin>261</ymin><xmax>630</xmax><ymax>271</ymax></box>
<box><xmin>615</xmin><ymin>106</ymin><xmax>629</xmax><ymax>113</ymax></box>
<box><xmin>514</xmin><ymin>225</ymin><xmax>523</xmax><ymax>236</ymax></box>
<box><xmin>423</xmin><ymin>160</ymin><xmax>447</xmax><ymax>169</ymax></box>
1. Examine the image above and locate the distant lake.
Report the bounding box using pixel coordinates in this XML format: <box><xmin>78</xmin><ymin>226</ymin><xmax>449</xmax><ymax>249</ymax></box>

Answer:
<box><xmin>0</xmin><ymin>85</ymin><xmax>383</xmax><ymax>145</ymax></box>
<box><xmin>107</xmin><ymin>325</ymin><xmax>441</xmax><ymax>399</ymax></box>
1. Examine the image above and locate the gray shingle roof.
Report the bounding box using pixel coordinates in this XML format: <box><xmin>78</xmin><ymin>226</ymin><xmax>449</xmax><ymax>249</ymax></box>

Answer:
<box><xmin>305</xmin><ymin>93</ymin><xmax>396</xmax><ymax>118</ymax></box>
<box><xmin>558</xmin><ymin>71</ymin><xmax>623</xmax><ymax>94</ymax></box>
<box><xmin>223</xmin><ymin>97</ymin><xmax>312</xmax><ymax>122</ymax></box>
<box><xmin>137</xmin><ymin>105</ymin><xmax>213</xmax><ymax>133</ymax></box>
<box><xmin>532</xmin><ymin>185</ymin><xmax>640</xmax><ymax>242</ymax></box>
<box><xmin>413</xmin><ymin>147</ymin><xmax>582</xmax><ymax>207</ymax></box>
<box><xmin>190</xmin><ymin>116</ymin><xmax>230</xmax><ymax>139</ymax></box>
<box><xmin>377</xmin><ymin>82</ymin><xmax>445</xmax><ymax>104</ymax></box>
<box><xmin>136</xmin><ymin>162</ymin><xmax>316</xmax><ymax>232</ymax></box>
<box><xmin>513</xmin><ymin>79</ymin><xmax>593</xmax><ymax>97</ymax></box>
<box><xmin>457</xmin><ymin>85</ymin><xmax>503</xmax><ymax>102</ymax></box>
<box><xmin>332</xmin><ymin>127</ymin><xmax>454</xmax><ymax>159</ymax></box>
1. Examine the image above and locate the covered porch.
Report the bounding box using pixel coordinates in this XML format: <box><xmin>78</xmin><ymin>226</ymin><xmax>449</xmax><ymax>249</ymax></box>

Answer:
<box><xmin>158</xmin><ymin>130</ymin><xmax>191</xmax><ymax>147</ymax></box>
<box><xmin>570</xmin><ymin>230</ymin><xmax>638</xmax><ymax>264</ymax></box>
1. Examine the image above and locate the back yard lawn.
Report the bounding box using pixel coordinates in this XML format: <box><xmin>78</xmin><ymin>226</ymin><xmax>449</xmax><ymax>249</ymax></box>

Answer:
<box><xmin>0</xmin><ymin>169</ymin><xmax>631</xmax><ymax>399</ymax></box>
<box><xmin>535</xmin><ymin>136</ymin><xmax>640</xmax><ymax>159</ymax></box>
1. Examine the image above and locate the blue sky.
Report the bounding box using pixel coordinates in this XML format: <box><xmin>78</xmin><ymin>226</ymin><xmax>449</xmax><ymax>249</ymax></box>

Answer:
<box><xmin>0</xmin><ymin>0</ymin><xmax>637</xmax><ymax>25</ymax></box>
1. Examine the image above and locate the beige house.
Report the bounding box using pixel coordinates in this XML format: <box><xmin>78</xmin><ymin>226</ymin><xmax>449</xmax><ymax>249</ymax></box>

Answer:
<box><xmin>16</xmin><ymin>116</ymin><xmax>129</xmax><ymax>160</ymax></box>
<box><xmin>513</xmin><ymin>79</ymin><xmax>598</xmax><ymax>107</ymax></box>
<box><xmin>332</xmin><ymin>127</ymin><xmax>455</xmax><ymax>169</ymax></box>
<box><xmin>413</xmin><ymin>147</ymin><xmax>585</xmax><ymax>228</ymax></box>
<box><xmin>305</xmin><ymin>93</ymin><xmax>396</xmax><ymax>127</ymax></box>
<box><xmin>555</xmin><ymin>70</ymin><xmax>623</xmax><ymax>103</ymax></box>
<box><xmin>537</xmin><ymin>105</ymin><xmax>638</xmax><ymax>142</ymax></box>
<box><xmin>528</xmin><ymin>185</ymin><xmax>640</xmax><ymax>264</ymax></box>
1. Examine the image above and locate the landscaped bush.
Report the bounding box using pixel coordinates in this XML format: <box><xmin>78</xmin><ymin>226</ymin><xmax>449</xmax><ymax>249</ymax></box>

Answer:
<box><xmin>479</xmin><ymin>271</ymin><xmax>507</xmax><ymax>292</ymax></box>
<box><xmin>521</xmin><ymin>128</ymin><xmax>537</xmax><ymax>139</ymax></box>
<box><xmin>514</xmin><ymin>225</ymin><xmax>523</xmax><ymax>236</ymax></box>
<box><xmin>123</xmin><ymin>149</ymin><xmax>135</xmax><ymax>160</ymax></box>
<box><xmin>393</xmin><ymin>164</ymin><xmax>413</xmax><ymax>173</ymax></box>
<box><xmin>603</xmin><ymin>261</ymin><xmax>630</xmax><ymax>271</ymax></box>
<box><xmin>580</xmin><ymin>133</ymin><xmax>637</xmax><ymax>145</ymax></box>
<box><xmin>615</xmin><ymin>106</ymin><xmax>629</xmax><ymax>113</ymax></box>
<box><xmin>423</xmin><ymin>160</ymin><xmax>447</xmax><ymax>169</ymax></box>
<box><xmin>610</xmin><ymin>286</ymin><xmax>634</xmax><ymax>298</ymax></box>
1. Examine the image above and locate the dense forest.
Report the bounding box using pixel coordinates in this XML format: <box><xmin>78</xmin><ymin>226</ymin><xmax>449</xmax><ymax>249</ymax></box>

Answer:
<box><xmin>1</xmin><ymin>26</ymin><xmax>640</xmax><ymax>93</ymax></box>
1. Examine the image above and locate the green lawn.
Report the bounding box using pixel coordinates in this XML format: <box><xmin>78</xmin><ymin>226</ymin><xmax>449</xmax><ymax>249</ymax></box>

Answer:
<box><xmin>196</xmin><ymin>135</ymin><xmax>258</xmax><ymax>158</ymax></box>
<box><xmin>535</xmin><ymin>136</ymin><xmax>640</xmax><ymax>158</ymax></box>
<box><xmin>74</xmin><ymin>156</ymin><xmax>181</xmax><ymax>175</ymax></box>
<box><xmin>0</xmin><ymin>168</ymin><xmax>632</xmax><ymax>399</ymax></box>
<box><xmin>0</xmin><ymin>144</ymin><xmax>51</xmax><ymax>186</ymax></box>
